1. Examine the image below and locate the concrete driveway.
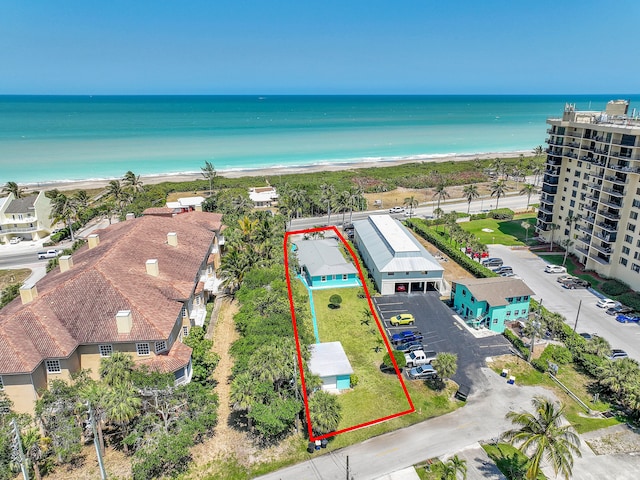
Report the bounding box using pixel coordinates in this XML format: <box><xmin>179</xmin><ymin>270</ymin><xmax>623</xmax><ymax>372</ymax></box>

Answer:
<box><xmin>373</xmin><ymin>292</ymin><xmax>512</xmax><ymax>393</ymax></box>
<box><xmin>488</xmin><ymin>245</ymin><xmax>640</xmax><ymax>361</ymax></box>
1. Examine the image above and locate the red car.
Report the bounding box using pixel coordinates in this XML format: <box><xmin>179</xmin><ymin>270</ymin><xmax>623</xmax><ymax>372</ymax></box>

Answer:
<box><xmin>396</xmin><ymin>284</ymin><xmax>407</xmax><ymax>292</ymax></box>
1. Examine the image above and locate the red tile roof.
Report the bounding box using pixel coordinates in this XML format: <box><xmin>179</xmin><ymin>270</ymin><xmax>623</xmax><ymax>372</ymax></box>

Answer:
<box><xmin>0</xmin><ymin>211</ymin><xmax>222</xmax><ymax>375</ymax></box>
<box><xmin>137</xmin><ymin>341</ymin><xmax>193</xmax><ymax>374</ymax></box>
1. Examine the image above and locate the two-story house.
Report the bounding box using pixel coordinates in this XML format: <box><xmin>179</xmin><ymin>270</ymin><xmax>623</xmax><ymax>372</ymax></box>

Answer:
<box><xmin>0</xmin><ymin>192</ymin><xmax>53</xmax><ymax>243</ymax></box>
<box><xmin>0</xmin><ymin>210</ymin><xmax>223</xmax><ymax>414</ymax></box>
<box><xmin>450</xmin><ymin>277</ymin><xmax>535</xmax><ymax>333</ymax></box>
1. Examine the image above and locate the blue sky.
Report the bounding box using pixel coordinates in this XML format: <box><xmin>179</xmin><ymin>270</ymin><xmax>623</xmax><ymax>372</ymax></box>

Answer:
<box><xmin>1</xmin><ymin>0</ymin><xmax>639</xmax><ymax>95</ymax></box>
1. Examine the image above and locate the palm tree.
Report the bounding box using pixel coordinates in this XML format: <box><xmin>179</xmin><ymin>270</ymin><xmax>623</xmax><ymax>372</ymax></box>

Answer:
<box><xmin>512</xmin><ymin>162</ymin><xmax>524</xmax><ymax>189</ymax></box>
<box><xmin>73</xmin><ymin>190</ymin><xmax>90</xmax><ymax>210</ymax></box>
<box><xmin>462</xmin><ymin>184</ymin><xmax>479</xmax><ymax>214</ymax></box>
<box><xmin>122</xmin><ymin>170</ymin><xmax>144</xmax><ymax>195</ymax></box>
<box><xmin>549</xmin><ymin>223</ymin><xmax>560</xmax><ymax>252</ymax></box>
<box><xmin>79</xmin><ymin>382</ymin><xmax>108</xmax><ymax>454</ymax></box>
<box><xmin>597</xmin><ymin>358</ymin><xmax>640</xmax><ymax>402</ymax></box>
<box><xmin>231</xmin><ymin>194</ymin><xmax>253</xmax><ymax>214</ymax></box>
<box><xmin>319</xmin><ymin>183</ymin><xmax>336</xmax><ymax>224</ymax></box>
<box><xmin>201</xmin><ymin>160</ymin><xmax>217</xmax><ymax>196</ymax></box>
<box><xmin>502</xmin><ymin>396</ymin><xmax>581</xmax><ymax>480</ymax></box>
<box><xmin>348</xmin><ymin>187</ymin><xmax>363</xmax><ymax>223</ymax></box>
<box><xmin>440</xmin><ymin>455</ymin><xmax>467</xmax><ymax>479</ymax></box>
<box><xmin>432</xmin><ymin>184</ymin><xmax>450</xmax><ymax>218</ymax></box>
<box><xmin>586</xmin><ymin>336</ymin><xmax>611</xmax><ymax>357</ymax></box>
<box><xmin>21</xmin><ymin>427</ymin><xmax>50</xmax><ymax>480</ymax></box>
<box><xmin>403</xmin><ymin>195</ymin><xmax>419</xmax><ymax>218</ymax></box>
<box><xmin>99</xmin><ymin>352</ymin><xmax>135</xmax><ymax>387</ymax></box>
<box><xmin>219</xmin><ymin>248</ymin><xmax>251</xmax><ymax>294</ymax></box>
<box><xmin>308</xmin><ymin>390</ymin><xmax>342</xmax><ymax>435</ymax></box>
<box><xmin>491</xmin><ymin>158</ymin><xmax>506</xmax><ymax>180</ymax></box>
<box><xmin>519</xmin><ymin>183</ymin><xmax>537</xmax><ymax>211</ymax></box>
<box><xmin>289</xmin><ymin>188</ymin><xmax>307</xmax><ymax>219</ymax></box>
<box><xmin>105</xmin><ymin>385</ymin><xmax>141</xmax><ymax>453</ymax></box>
<box><xmin>2</xmin><ymin>181</ymin><xmax>25</xmax><ymax>198</ymax></box>
<box><xmin>533</xmin><ymin>145</ymin><xmax>544</xmax><ymax>158</ymax></box>
<box><xmin>231</xmin><ymin>372</ymin><xmax>255</xmax><ymax>429</ymax></box>
<box><xmin>336</xmin><ymin>190</ymin><xmax>351</xmax><ymax>224</ymax></box>
<box><xmin>47</xmin><ymin>190</ymin><xmax>79</xmax><ymax>241</ymax></box>
<box><xmin>490</xmin><ymin>180</ymin><xmax>509</xmax><ymax>210</ymax></box>
<box><xmin>432</xmin><ymin>352</ymin><xmax>457</xmax><ymax>384</ymax></box>
<box><xmin>561</xmin><ymin>239</ymin><xmax>574</xmax><ymax>266</ymax></box>
<box><xmin>531</xmin><ymin>162</ymin><xmax>544</xmax><ymax>186</ymax></box>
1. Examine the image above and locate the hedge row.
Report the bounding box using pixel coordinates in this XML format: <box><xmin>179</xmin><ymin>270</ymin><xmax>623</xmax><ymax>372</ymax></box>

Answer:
<box><xmin>406</xmin><ymin>218</ymin><xmax>498</xmax><ymax>278</ymax></box>
<box><xmin>504</xmin><ymin>329</ymin><xmax>529</xmax><ymax>358</ymax></box>
<box><xmin>488</xmin><ymin>208</ymin><xmax>514</xmax><ymax>220</ymax></box>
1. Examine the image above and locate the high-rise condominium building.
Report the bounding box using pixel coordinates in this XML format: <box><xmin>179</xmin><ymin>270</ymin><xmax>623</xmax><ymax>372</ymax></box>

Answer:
<box><xmin>536</xmin><ymin>100</ymin><xmax>640</xmax><ymax>290</ymax></box>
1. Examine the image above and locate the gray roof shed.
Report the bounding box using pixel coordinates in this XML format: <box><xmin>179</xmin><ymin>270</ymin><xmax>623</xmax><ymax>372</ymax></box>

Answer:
<box><xmin>308</xmin><ymin>342</ymin><xmax>353</xmax><ymax>377</ymax></box>
<box><xmin>295</xmin><ymin>238</ymin><xmax>357</xmax><ymax>277</ymax></box>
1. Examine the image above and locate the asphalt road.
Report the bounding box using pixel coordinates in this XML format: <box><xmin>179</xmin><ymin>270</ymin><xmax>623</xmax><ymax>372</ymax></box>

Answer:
<box><xmin>373</xmin><ymin>293</ymin><xmax>512</xmax><ymax>394</ymax></box>
<box><xmin>488</xmin><ymin>244</ymin><xmax>640</xmax><ymax>361</ymax></box>
<box><xmin>289</xmin><ymin>191</ymin><xmax>532</xmax><ymax>232</ymax></box>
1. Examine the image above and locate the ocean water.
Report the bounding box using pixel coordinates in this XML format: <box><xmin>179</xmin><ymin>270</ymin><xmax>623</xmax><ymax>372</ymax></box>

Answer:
<box><xmin>1</xmin><ymin>95</ymin><xmax>638</xmax><ymax>185</ymax></box>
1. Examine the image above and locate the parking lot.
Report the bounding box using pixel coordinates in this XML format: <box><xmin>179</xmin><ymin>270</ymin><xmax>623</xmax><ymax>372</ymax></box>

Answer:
<box><xmin>489</xmin><ymin>244</ymin><xmax>640</xmax><ymax>361</ymax></box>
<box><xmin>373</xmin><ymin>292</ymin><xmax>512</xmax><ymax>394</ymax></box>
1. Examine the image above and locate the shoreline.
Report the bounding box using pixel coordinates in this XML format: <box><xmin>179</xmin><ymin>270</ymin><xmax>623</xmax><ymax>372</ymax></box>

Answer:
<box><xmin>24</xmin><ymin>150</ymin><xmax>531</xmax><ymax>193</ymax></box>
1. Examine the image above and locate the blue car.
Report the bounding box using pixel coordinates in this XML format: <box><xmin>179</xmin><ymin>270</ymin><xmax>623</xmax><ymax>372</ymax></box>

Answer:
<box><xmin>394</xmin><ymin>341</ymin><xmax>424</xmax><ymax>353</ymax></box>
<box><xmin>616</xmin><ymin>314</ymin><xmax>640</xmax><ymax>324</ymax></box>
<box><xmin>391</xmin><ymin>330</ymin><xmax>423</xmax><ymax>344</ymax></box>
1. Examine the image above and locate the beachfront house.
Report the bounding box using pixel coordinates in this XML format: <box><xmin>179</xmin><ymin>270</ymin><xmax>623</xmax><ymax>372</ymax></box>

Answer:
<box><xmin>352</xmin><ymin>215</ymin><xmax>444</xmax><ymax>294</ymax></box>
<box><xmin>249</xmin><ymin>186</ymin><xmax>278</xmax><ymax>207</ymax></box>
<box><xmin>0</xmin><ymin>210</ymin><xmax>224</xmax><ymax>414</ymax></box>
<box><xmin>450</xmin><ymin>277</ymin><xmax>535</xmax><ymax>333</ymax></box>
<box><xmin>0</xmin><ymin>192</ymin><xmax>53</xmax><ymax>243</ymax></box>
<box><xmin>308</xmin><ymin>342</ymin><xmax>353</xmax><ymax>392</ymax></box>
<box><xmin>295</xmin><ymin>237</ymin><xmax>359</xmax><ymax>288</ymax></box>
<box><xmin>165</xmin><ymin>195</ymin><xmax>206</xmax><ymax>213</ymax></box>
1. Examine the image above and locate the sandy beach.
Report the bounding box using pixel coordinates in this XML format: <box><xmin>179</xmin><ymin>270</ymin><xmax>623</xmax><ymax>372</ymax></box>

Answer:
<box><xmin>31</xmin><ymin>150</ymin><xmax>530</xmax><ymax>193</ymax></box>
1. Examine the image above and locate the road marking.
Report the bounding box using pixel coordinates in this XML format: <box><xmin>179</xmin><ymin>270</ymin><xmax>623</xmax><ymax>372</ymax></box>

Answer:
<box><xmin>374</xmin><ymin>446</ymin><xmax>400</xmax><ymax>456</ymax></box>
<box><xmin>454</xmin><ymin>323</ymin><xmax>463</xmax><ymax>331</ymax></box>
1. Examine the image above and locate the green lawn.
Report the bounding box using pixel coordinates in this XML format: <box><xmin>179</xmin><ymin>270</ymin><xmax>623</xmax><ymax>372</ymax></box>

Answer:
<box><xmin>460</xmin><ymin>213</ymin><xmax>537</xmax><ymax>246</ymax></box>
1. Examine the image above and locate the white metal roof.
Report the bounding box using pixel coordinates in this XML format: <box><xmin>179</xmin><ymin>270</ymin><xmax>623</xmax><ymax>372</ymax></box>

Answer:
<box><xmin>308</xmin><ymin>342</ymin><xmax>353</xmax><ymax>377</ymax></box>
<box><xmin>370</xmin><ymin>215</ymin><xmax>419</xmax><ymax>253</ymax></box>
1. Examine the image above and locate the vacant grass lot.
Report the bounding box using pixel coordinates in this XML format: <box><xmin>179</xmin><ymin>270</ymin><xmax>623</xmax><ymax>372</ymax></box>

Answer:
<box><xmin>0</xmin><ymin>268</ymin><xmax>31</xmax><ymax>291</ymax></box>
<box><xmin>460</xmin><ymin>213</ymin><xmax>537</xmax><ymax>246</ymax></box>
<box><xmin>297</xmin><ymin>286</ymin><xmax>460</xmax><ymax>450</ymax></box>
<box><xmin>491</xmin><ymin>355</ymin><xmax>621</xmax><ymax>434</ymax></box>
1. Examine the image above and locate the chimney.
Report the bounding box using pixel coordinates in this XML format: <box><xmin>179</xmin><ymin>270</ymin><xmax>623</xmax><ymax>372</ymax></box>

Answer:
<box><xmin>146</xmin><ymin>259</ymin><xmax>159</xmax><ymax>277</ymax></box>
<box><xmin>167</xmin><ymin>232</ymin><xmax>178</xmax><ymax>247</ymax></box>
<box><xmin>88</xmin><ymin>234</ymin><xmax>100</xmax><ymax>249</ymax></box>
<box><xmin>20</xmin><ymin>283</ymin><xmax>38</xmax><ymax>305</ymax></box>
<box><xmin>116</xmin><ymin>310</ymin><xmax>133</xmax><ymax>334</ymax></box>
<box><xmin>59</xmin><ymin>255</ymin><xmax>73</xmax><ymax>273</ymax></box>
<box><xmin>125</xmin><ymin>212</ymin><xmax>135</xmax><ymax>221</ymax></box>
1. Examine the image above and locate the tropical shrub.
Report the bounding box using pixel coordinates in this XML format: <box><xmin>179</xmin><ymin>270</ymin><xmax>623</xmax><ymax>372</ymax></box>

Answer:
<box><xmin>329</xmin><ymin>294</ymin><xmax>343</xmax><ymax>309</ymax></box>
<box><xmin>617</xmin><ymin>292</ymin><xmax>640</xmax><ymax>311</ymax></box>
<box><xmin>382</xmin><ymin>350</ymin><xmax>407</xmax><ymax>370</ymax></box>
<box><xmin>488</xmin><ymin>208</ymin><xmax>514</xmax><ymax>220</ymax></box>
<box><xmin>601</xmin><ymin>279</ymin><xmax>629</xmax><ymax>297</ymax></box>
<box><xmin>504</xmin><ymin>329</ymin><xmax>529</xmax><ymax>358</ymax></box>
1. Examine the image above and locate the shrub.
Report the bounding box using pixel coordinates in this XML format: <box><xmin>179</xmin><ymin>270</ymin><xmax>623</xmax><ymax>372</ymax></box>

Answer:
<box><xmin>601</xmin><ymin>279</ymin><xmax>630</xmax><ymax>297</ymax></box>
<box><xmin>383</xmin><ymin>350</ymin><xmax>406</xmax><ymax>370</ymax></box>
<box><xmin>504</xmin><ymin>329</ymin><xmax>529</xmax><ymax>358</ymax></box>
<box><xmin>617</xmin><ymin>292</ymin><xmax>640</xmax><ymax>311</ymax></box>
<box><xmin>469</xmin><ymin>212</ymin><xmax>488</xmax><ymax>220</ymax></box>
<box><xmin>350</xmin><ymin>374</ymin><xmax>359</xmax><ymax>388</ymax></box>
<box><xmin>489</xmin><ymin>208</ymin><xmax>514</xmax><ymax>220</ymax></box>
<box><xmin>328</xmin><ymin>294</ymin><xmax>343</xmax><ymax>309</ymax></box>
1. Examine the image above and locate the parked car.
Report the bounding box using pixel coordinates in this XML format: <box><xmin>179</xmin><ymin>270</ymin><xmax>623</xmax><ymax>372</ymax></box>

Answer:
<box><xmin>616</xmin><ymin>314</ymin><xmax>640</xmax><ymax>324</ymax></box>
<box><xmin>395</xmin><ymin>284</ymin><xmax>407</xmax><ymax>292</ymax></box>
<box><xmin>9</xmin><ymin>237</ymin><xmax>22</xmax><ymax>244</ymax></box>
<box><xmin>557</xmin><ymin>275</ymin><xmax>576</xmax><ymax>284</ymax></box>
<box><xmin>389</xmin><ymin>206</ymin><xmax>405</xmax><ymax>214</ymax></box>
<box><xmin>391</xmin><ymin>330</ymin><xmax>423</xmax><ymax>344</ymax></box>
<box><xmin>596</xmin><ymin>298</ymin><xmax>618</xmax><ymax>309</ymax></box>
<box><xmin>609</xmin><ymin>349</ymin><xmax>629</xmax><ymax>360</ymax></box>
<box><xmin>394</xmin><ymin>341</ymin><xmax>425</xmax><ymax>353</ymax></box>
<box><xmin>390</xmin><ymin>313</ymin><xmax>415</xmax><ymax>326</ymax></box>
<box><xmin>407</xmin><ymin>364</ymin><xmax>438</xmax><ymax>380</ymax></box>
<box><xmin>578</xmin><ymin>332</ymin><xmax>594</xmax><ymax>340</ymax></box>
<box><xmin>482</xmin><ymin>257</ymin><xmax>503</xmax><ymax>267</ymax></box>
<box><xmin>500</xmin><ymin>272</ymin><xmax>516</xmax><ymax>277</ymax></box>
<box><xmin>606</xmin><ymin>305</ymin><xmax>634</xmax><ymax>316</ymax></box>
<box><xmin>545</xmin><ymin>265</ymin><xmax>567</xmax><ymax>274</ymax></box>
<box><xmin>404</xmin><ymin>350</ymin><xmax>438</xmax><ymax>368</ymax></box>
<box><xmin>562</xmin><ymin>279</ymin><xmax>591</xmax><ymax>289</ymax></box>
<box><xmin>492</xmin><ymin>266</ymin><xmax>513</xmax><ymax>274</ymax></box>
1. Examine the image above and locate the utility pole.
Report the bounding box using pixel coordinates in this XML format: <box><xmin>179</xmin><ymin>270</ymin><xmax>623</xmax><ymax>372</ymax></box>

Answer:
<box><xmin>11</xmin><ymin>418</ymin><xmax>29</xmax><ymax>480</ymax></box>
<box><xmin>87</xmin><ymin>402</ymin><xmax>107</xmax><ymax>480</ymax></box>
<box><xmin>346</xmin><ymin>455</ymin><xmax>350</xmax><ymax>480</ymax></box>
<box><xmin>573</xmin><ymin>299</ymin><xmax>582</xmax><ymax>332</ymax></box>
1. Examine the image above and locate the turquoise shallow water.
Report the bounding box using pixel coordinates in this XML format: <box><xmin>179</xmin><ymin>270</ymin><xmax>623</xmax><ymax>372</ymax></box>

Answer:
<box><xmin>1</xmin><ymin>95</ymin><xmax>638</xmax><ymax>184</ymax></box>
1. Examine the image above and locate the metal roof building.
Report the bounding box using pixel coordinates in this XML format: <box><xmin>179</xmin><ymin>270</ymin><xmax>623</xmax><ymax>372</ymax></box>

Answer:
<box><xmin>353</xmin><ymin>215</ymin><xmax>444</xmax><ymax>295</ymax></box>
<box><xmin>308</xmin><ymin>342</ymin><xmax>353</xmax><ymax>392</ymax></box>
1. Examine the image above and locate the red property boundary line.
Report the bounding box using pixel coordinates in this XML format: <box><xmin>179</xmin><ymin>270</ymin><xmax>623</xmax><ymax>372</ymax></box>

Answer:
<box><xmin>284</xmin><ymin>225</ymin><xmax>415</xmax><ymax>442</ymax></box>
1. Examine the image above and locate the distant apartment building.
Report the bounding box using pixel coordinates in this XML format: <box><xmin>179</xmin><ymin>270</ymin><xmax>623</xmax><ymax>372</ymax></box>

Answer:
<box><xmin>0</xmin><ymin>210</ymin><xmax>223</xmax><ymax>414</ymax></box>
<box><xmin>0</xmin><ymin>192</ymin><xmax>53</xmax><ymax>243</ymax></box>
<box><xmin>536</xmin><ymin>100</ymin><xmax>640</xmax><ymax>290</ymax></box>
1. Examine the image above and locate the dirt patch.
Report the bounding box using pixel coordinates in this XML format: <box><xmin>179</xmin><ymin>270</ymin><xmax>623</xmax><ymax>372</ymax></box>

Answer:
<box><xmin>585</xmin><ymin>425</ymin><xmax>640</xmax><ymax>455</ymax></box>
<box><xmin>407</xmin><ymin>230</ymin><xmax>473</xmax><ymax>282</ymax></box>
<box><xmin>0</xmin><ymin>268</ymin><xmax>31</xmax><ymax>291</ymax></box>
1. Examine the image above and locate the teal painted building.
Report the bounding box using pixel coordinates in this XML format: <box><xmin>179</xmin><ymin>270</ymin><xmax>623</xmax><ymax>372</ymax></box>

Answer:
<box><xmin>450</xmin><ymin>277</ymin><xmax>535</xmax><ymax>333</ymax></box>
<box><xmin>295</xmin><ymin>238</ymin><xmax>359</xmax><ymax>289</ymax></box>
<box><xmin>309</xmin><ymin>342</ymin><xmax>354</xmax><ymax>392</ymax></box>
